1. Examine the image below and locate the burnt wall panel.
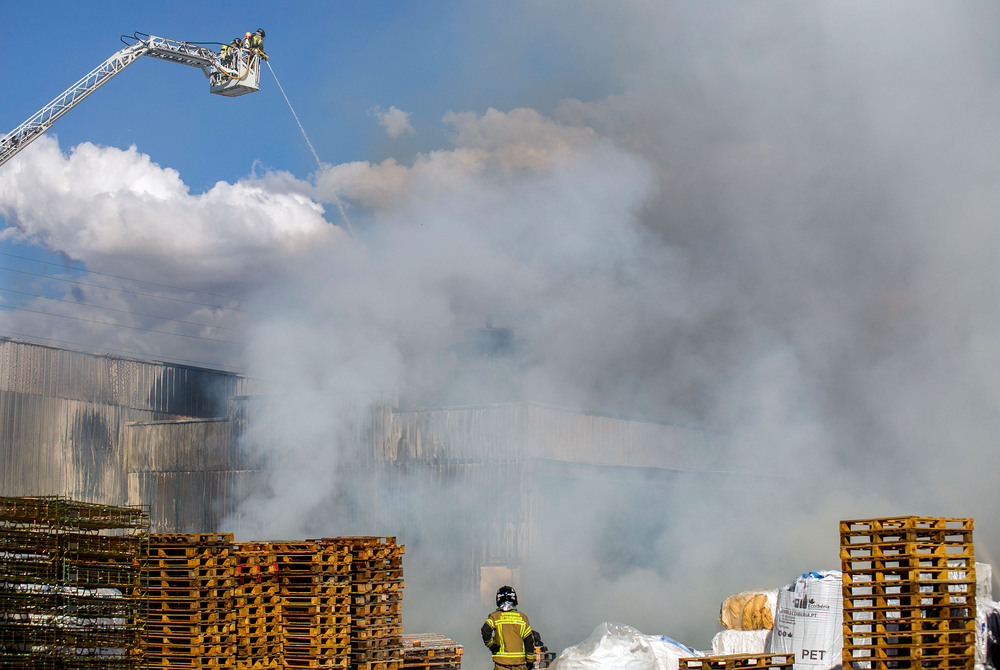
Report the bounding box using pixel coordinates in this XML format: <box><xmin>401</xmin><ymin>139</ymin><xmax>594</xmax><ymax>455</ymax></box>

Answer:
<box><xmin>0</xmin><ymin>389</ymin><xmax>163</xmax><ymax>503</ymax></box>
<box><xmin>125</xmin><ymin>419</ymin><xmax>236</xmax><ymax>472</ymax></box>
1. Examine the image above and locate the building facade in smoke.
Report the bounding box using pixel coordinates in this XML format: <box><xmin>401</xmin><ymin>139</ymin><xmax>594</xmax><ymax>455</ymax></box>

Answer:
<box><xmin>0</xmin><ymin>335</ymin><xmax>720</xmax><ymax>599</ymax></box>
<box><xmin>0</xmin><ymin>336</ymin><xmax>264</xmax><ymax>529</ymax></box>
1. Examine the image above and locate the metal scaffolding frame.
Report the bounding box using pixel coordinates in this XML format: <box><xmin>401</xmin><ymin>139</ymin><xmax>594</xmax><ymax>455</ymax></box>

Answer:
<box><xmin>0</xmin><ymin>496</ymin><xmax>149</xmax><ymax>670</ymax></box>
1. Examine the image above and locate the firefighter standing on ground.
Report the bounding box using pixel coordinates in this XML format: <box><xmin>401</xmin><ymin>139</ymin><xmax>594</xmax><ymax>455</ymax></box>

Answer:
<box><xmin>482</xmin><ymin>586</ymin><xmax>535</xmax><ymax>670</ymax></box>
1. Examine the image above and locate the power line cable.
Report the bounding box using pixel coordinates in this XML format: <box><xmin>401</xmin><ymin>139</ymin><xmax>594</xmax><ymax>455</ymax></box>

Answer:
<box><xmin>0</xmin><ymin>286</ymin><xmax>244</xmax><ymax>332</ymax></box>
<box><xmin>0</xmin><ymin>303</ymin><xmax>245</xmax><ymax>346</ymax></box>
<box><xmin>0</xmin><ymin>250</ymin><xmax>241</xmax><ymax>302</ymax></box>
<box><xmin>0</xmin><ymin>265</ymin><xmax>248</xmax><ymax>312</ymax></box>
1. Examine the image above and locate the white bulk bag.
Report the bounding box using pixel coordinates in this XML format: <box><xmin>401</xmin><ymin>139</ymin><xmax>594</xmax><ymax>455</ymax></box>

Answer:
<box><xmin>768</xmin><ymin>571</ymin><xmax>842</xmax><ymax>670</ymax></box>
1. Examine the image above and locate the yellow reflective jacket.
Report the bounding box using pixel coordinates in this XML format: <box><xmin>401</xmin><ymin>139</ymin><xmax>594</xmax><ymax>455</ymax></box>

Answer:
<box><xmin>482</xmin><ymin>609</ymin><xmax>534</xmax><ymax>666</ymax></box>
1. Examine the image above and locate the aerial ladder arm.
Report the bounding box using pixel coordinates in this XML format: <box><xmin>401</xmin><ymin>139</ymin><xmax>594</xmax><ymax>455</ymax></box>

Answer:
<box><xmin>0</xmin><ymin>32</ymin><xmax>262</xmax><ymax>169</ymax></box>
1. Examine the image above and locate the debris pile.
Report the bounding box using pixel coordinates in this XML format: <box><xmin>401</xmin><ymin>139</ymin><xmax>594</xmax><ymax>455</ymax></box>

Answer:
<box><xmin>551</xmin><ymin>622</ymin><xmax>703</xmax><ymax>670</ymax></box>
<box><xmin>402</xmin><ymin>633</ymin><xmax>463</xmax><ymax>670</ymax></box>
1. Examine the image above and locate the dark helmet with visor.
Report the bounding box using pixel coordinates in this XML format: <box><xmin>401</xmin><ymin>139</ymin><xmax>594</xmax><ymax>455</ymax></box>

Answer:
<box><xmin>496</xmin><ymin>585</ymin><xmax>517</xmax><ymax>608</ymax></box>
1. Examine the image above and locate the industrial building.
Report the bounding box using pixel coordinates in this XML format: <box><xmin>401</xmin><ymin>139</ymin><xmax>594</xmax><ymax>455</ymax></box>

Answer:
<box><xmin>0</xmin><ymin>335</ymin><xmax>720</xmax><ymax>600</ymax></box>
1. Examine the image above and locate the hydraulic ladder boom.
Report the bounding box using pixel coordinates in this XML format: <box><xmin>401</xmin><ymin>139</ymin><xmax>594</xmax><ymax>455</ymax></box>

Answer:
<box><xmin>0</xmin><ymin>32</ymin><xmax>262</xmax><ymax>169</ymax></box>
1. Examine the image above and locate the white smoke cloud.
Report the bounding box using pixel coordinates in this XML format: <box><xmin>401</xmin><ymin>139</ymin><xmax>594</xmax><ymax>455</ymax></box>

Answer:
<box><xmin>369</xmin><ymin>105</ymin><xmax>415</xmax><ymax>138</ymax></box>
<box><xmin>443</xmin><ymin>107</ymin><xmax>597</xmax><ymax>170</ymax></box>
<box><xmin>313</xmin><ymin>158</ymin><xmax>412</xmax><ymax>212</ymax></box>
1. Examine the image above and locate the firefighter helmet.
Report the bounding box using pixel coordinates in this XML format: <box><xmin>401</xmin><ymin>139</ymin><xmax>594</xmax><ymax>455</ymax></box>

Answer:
<box><xmin>496</xmin><ymin>585</ymin><xmax>518</xmax><ymax>608</ymax></box>
<box><xmin>256</xmin><ymin>28</ymin><xmax>266</xmax><ymax>37</ymax></box>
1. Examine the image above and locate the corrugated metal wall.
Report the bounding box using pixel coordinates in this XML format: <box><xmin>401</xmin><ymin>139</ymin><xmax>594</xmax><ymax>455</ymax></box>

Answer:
<box><xmin>125</xmin><ymin>418</ymin><xmax>238</xmax><ymax>472</ymax></box>
<box><xmin>0</xmin><ymin>389</ymin><xmax>157</xmax><ymax>503</ymax></box>
<box><xmin>0</xmin><ymin>337</ymin><xmax>260</xmax><ymax>415</ymax></box>
<box><xmin>379</xmin><ymin>402</ymin><xmax>712</xmax><ymax>470</ymax></box>
<box><xmin>0</xmin><ymin>338</ymin><xmax>261</xmax><ymax>524</ymax></box>
<box><xmin>0</xmin><ymin>335</ymin><xmax>715</xmax><ymax>579</ymax></box>
<box><xmin>127</xmin><ymin>470</ymin><xmax>265</xmax><ymax>533</ymax></box>
<box><xmin>123</xmin><ymin>418</ymin><xmax>265</xmax><ymax>532</ymax></box>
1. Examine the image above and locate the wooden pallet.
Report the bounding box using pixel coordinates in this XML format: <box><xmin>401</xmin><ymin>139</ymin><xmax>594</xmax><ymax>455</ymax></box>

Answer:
<box><xmin>401</xmin><ymin>634</ymin><xmax>463</xmax><ymax>669</ymax></box>
<box><xmin>681</xmin><ymin>653</ymin><xmax>793</xmax><ymax>670</ymax></box>
<box><xmin>843</xmin><ymin>659</ymin><xmax>972</xmax><ymax>670</ymax></box>
<box><xmin>144</xmin><ymin>658</ymin><xmax>235</xmax><ymax>669</ymax></box>
<box><xmin>840</xmin><ymin>517</ymin><xmax>974</xmax><ymax>535</ymax></box>
<box><xmin>840</xmin><ymin>516</ymin><xmax>977</xmax><ymax>670</ymax></box>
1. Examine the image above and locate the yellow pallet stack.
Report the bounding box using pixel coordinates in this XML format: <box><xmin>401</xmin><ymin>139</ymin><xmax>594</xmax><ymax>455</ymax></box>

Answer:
<box><xmin>274</xmin><ymin>541</ymin><xmax>351</xmax><ymax>670</ymax></box>
<box><xmin>234</xmin><ymin>542</ymin><xmax>281</xmax><ymax>670</ymax></box>
<box><xmin>145</xmin><ymin>533</ymin><xmax>236</xmax><ymax>670</ymax></box>
<box><xmin>841</xmin><ymin>517</ymin><xmax>976</xmax><ymax>670</ymax></box>
<box><xmin>323</xmin><ymin>537</ymin><xmax>404</xmax><ymax>670</ymax></box>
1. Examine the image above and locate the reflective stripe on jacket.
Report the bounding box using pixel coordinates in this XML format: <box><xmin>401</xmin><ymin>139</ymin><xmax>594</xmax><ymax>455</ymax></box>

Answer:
<box><xmin>483</xmin><ymin>609</ymin><xmax>533</xmax><ymax>665</ymax></box>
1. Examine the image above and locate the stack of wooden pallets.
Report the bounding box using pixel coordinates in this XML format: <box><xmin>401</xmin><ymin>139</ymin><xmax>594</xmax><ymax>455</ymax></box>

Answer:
<box><xmin>840</xmin><ymin>517</ymin><xmax>976</xmax><ymax>670</ymax></box>
<box><xmin>401</xmin><ymin>634</ymin><xmax>463</xmax><ymax>670</ymax></box>
<box><xmin>273</xmin><ymin>541</ymin><xmax>351</xmax><ymax>670</ymax></box>
<box><xmin>234</xmin><ymin>542</ymin><xmax>281</xmax><ymax>670</ymax></box>
<box><xmin>144</xmin><ymin>532</ymin><xmax>236</xmax><ymax>670</ymax></box>
<box><xmin>322</xmin><ymin>537</ymin><xmax>404</xmax><ymax>670</ymax></box>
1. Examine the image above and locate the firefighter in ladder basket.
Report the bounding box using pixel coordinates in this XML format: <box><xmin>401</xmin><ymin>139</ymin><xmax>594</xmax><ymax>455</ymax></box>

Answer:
<box><xmin>482</xmin><ymin>586</ymin><xmax>535</xmax><ymax>670</ymax></box>
<box><xmin>245</xmin><ymin>28</ymin><xmax>266</xmax><ymax>56</ymax></box>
